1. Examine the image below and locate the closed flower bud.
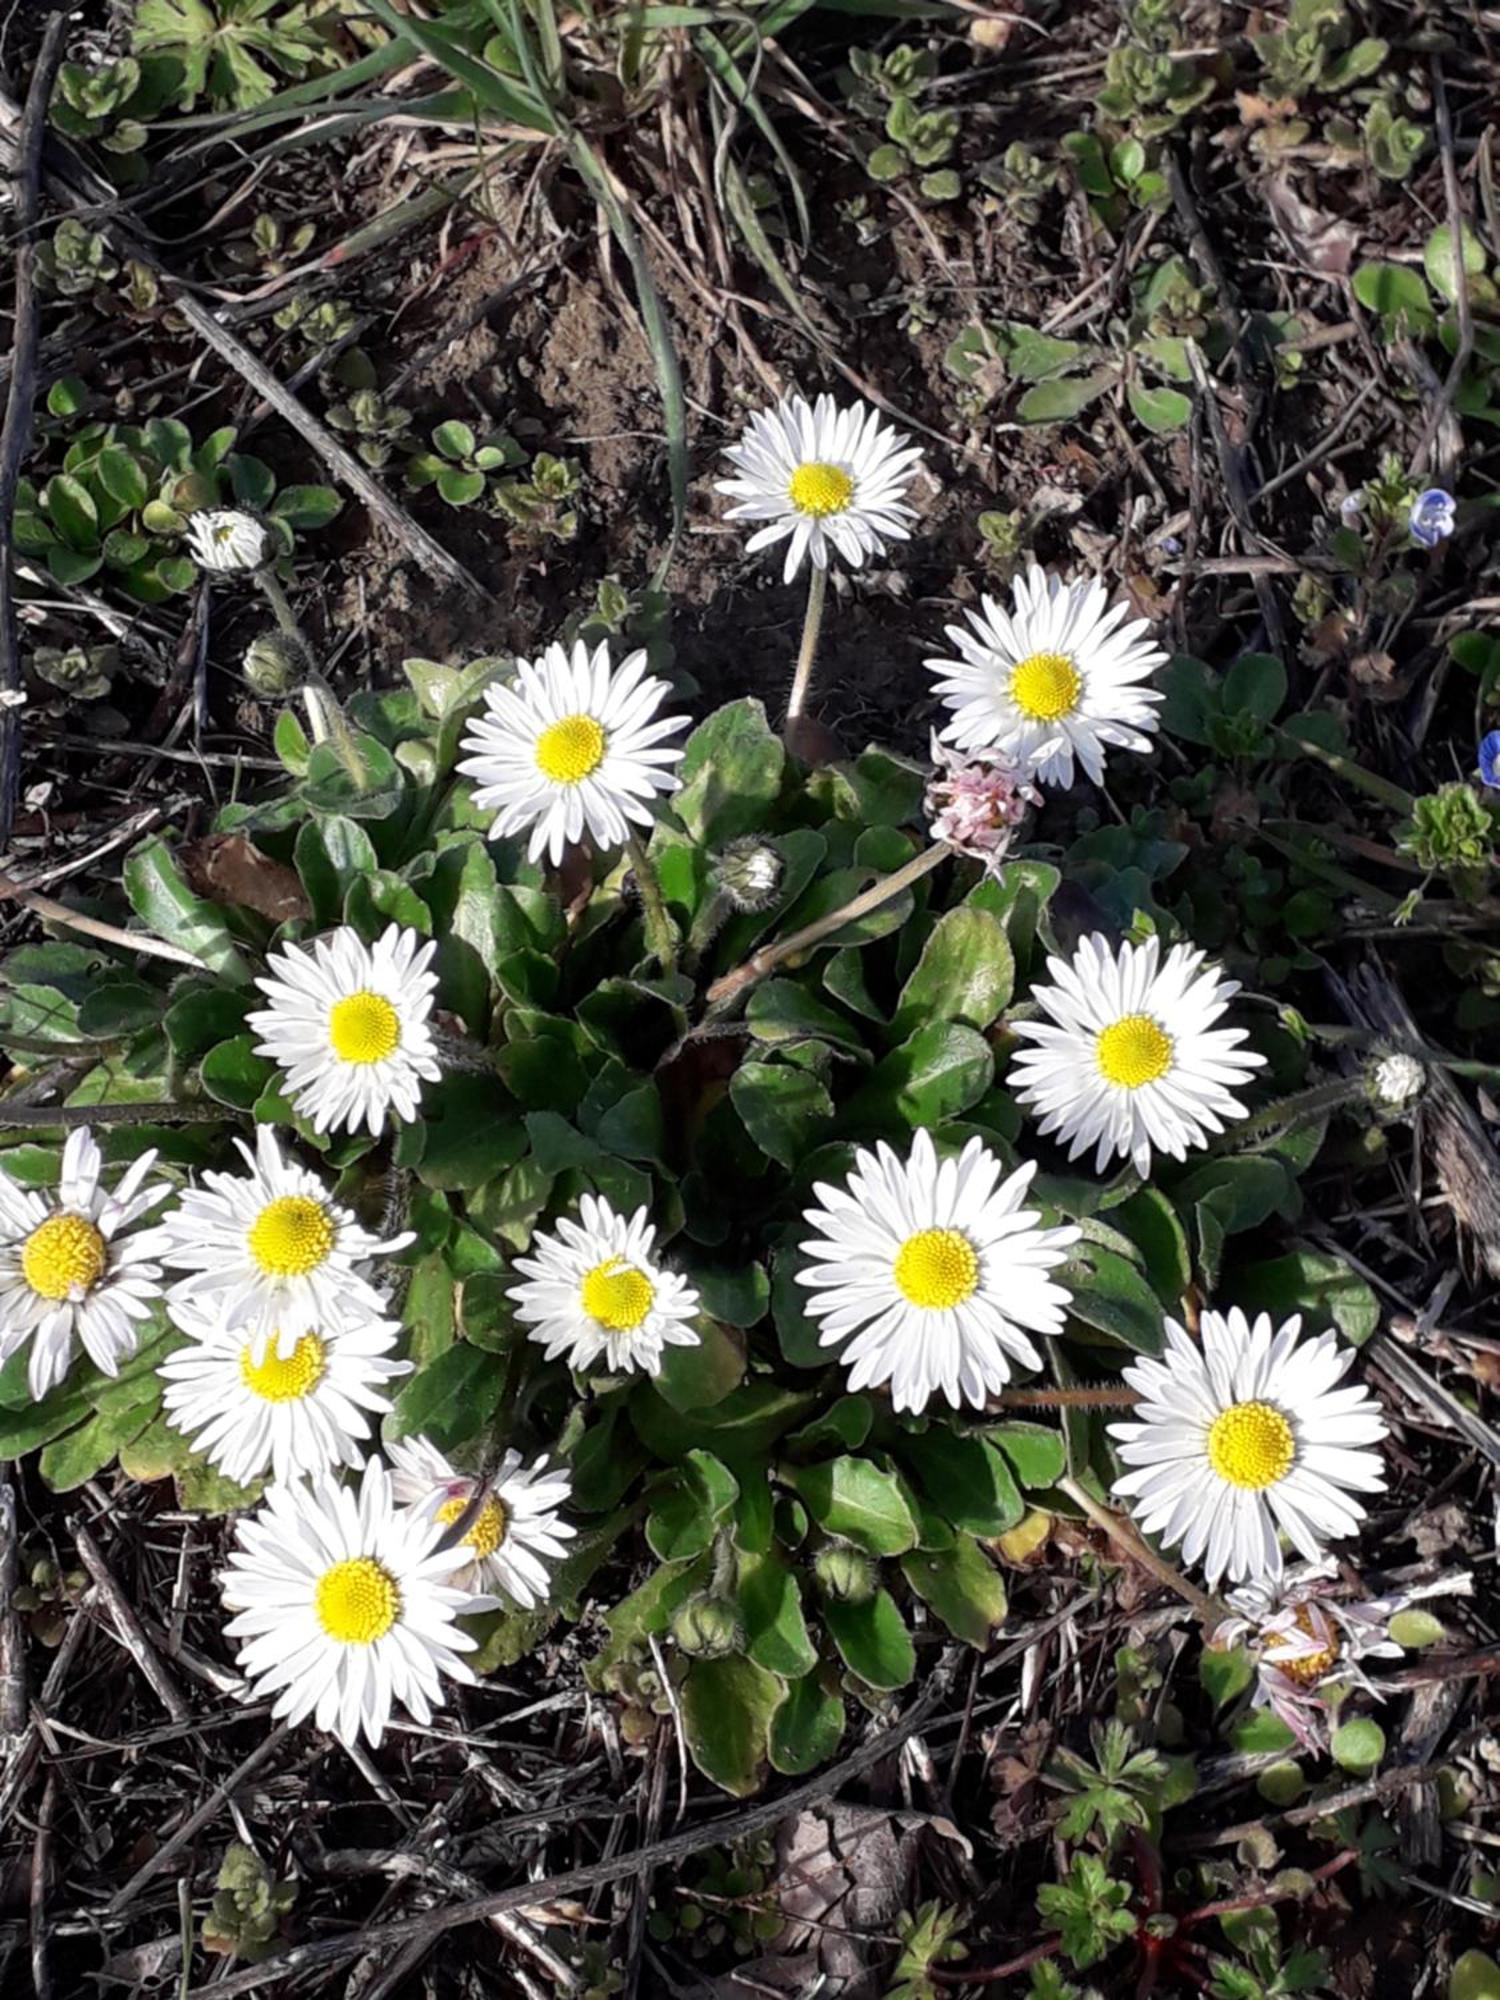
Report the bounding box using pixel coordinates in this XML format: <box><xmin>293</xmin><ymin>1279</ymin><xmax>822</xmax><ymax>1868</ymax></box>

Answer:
<box><xmin>714</xmin><ymin>837</ymin><xmax>784</xmax><ymax>913</ymax></box>
<box><xmin>670</xmin><ymin>1590</ymin><xmax>744</xmax><ymax>1659</ymax></box>
<box><xmin>242</xmin><ymin>629</ymin><xmax>310</xmax><ymax>697</ymax></box>
<box><xmin>1367</xmin><ymin>1051</ymin><xmax>1425</xmax><ymax>1113</ymax></box>
<box><xmin>813</xmin><ymin>1541</ymin><xmax>878</xmax><ymax>1605</ymax></box>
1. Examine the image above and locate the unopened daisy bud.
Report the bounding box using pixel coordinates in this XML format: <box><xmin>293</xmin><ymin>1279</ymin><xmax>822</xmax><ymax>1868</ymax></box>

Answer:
<box><xmin>242</xmin><ymin>629</ymin><xmax>310</xmax><ymax>697</ymax></box>
<box><xmin>813</xmin><ymin>1541</ymin><xmax>878</xmax><ymax>1605</ymax></box>
<box><xmin>1368</xmin><ymin>1051</ymin><xmax>1425</xmax><ymax>1113</ymax></box>
<box><xmin>924</xmin><ymin>736</ymin><xmax>1039</xmax><ymax>875</ymax></box>
<box><xmin>186</xmin><ymin>507</ymin><xmax>273</xmax><ymax>575</ymax></box>
<box><xmin>670</xmin><ymin>1590</ymin><xmax>744</xmax><ymax>1660</ymax></box>
<box><xmin>714</xmin><ymin>837</ymin><xmax>784</xmax><ymax>913</ymax></box>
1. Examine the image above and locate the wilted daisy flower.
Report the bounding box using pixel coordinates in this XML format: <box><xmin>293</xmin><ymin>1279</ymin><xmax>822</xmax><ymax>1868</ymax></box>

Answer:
<box><xmin>0</xmin><ymin>1130</ymin><xmax>169</xmax><ymax>1400</ymax></box>
<box><xmin>716</xmin><ymin>392</ymin><xmax>924</xmax><ymax>584</ymax></box>
<box><xmin>159</xmin><ymin>1299</ymin><xmax>409</xmax><ymax>1487</ymax></box>
<box><xmin>924</xmin><ymin>736</ymin><xmax>1039</xmax><ymax>875</ymax></box>
<box><xmin>458</xmin><ymin>640</ymin><xmax>688</xmax><ymax>867</ymax></box>
<box><xmin>220</xmin><ymin>1457</ymin><xmax>478</xmax><ymax>1749</ymax></box>
<box><xmin>160</xmin><ymin>1126</ymin><xmax>411</xmax><ymax>1360</ymax></box>
<box><xmin>1408</xmin><ymin>488</ymin><xmax>1455</xmax><ymax>549</ymax></box>
<box><xmin>247</xmin><ymin>924</ymin><xmax>441</xmax><ymax>1138</ymax></box>
<box><xmin>797</xmin><ymin>1129</ymin><xmax>1079</xmax><ymax>1415</ymax></box>
<box><xmin>387</xmin><ymin>1434</ymin><xmax>576</xmax><ymax>1609</ymax></box>
<box><xmin>926</xmin><ymin>563</ymin><xmax>1166</xmax><ymax>788</ymax></box>
<box><xmin>1009</xmin><ymin>932</ymin><xmax>1265</xmax><ymax>1178</ymax></box>
<box><xmin>186</xmin><ymin>508</ymin><xmax>271</xmax><ymax>574</ymax></box>
<box><xmin>509</xmin><ymin>1193</ymin><xmax>701</xmax><ymax>1376</ymax></box>
<box><xmin>1110</xmin><ymin>1309</ymin><xmax>1389</xmax><ymax>1590</ymax></box>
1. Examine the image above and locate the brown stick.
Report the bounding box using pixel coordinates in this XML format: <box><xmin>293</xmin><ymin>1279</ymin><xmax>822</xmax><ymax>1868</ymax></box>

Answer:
<box><xmin>72</xmin><ymin>1521</ymin><xmax>192</xmax><ymax>1724</ymax></box>
<box><xmin>106</xmin><ymin>1723</ymin><xmax>291</xmax><ymax>1913</ymax></box>
<box><xmin>0</xmin><ymin>10</ymin><xmax>72</xmax><ymax>845</ymax></box>
<box><xmin>0</xmin><ymin>1467</ymin><xmax>24</xmax><ymax>1746</ymax></box>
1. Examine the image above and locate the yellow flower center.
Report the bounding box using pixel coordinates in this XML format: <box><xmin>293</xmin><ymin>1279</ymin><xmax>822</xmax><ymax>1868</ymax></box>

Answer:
<box><xmin>1009</xmin><ymin>650</ymin><xmax>1082</xmax><ymax>721</ymax></box>
<box><xmin>247</xmin><ymin>1195</ymin><xmax>335</xmax><ymax>1278</ymax></box>
<box><xmin>893</xmin><ymin>1227</ymin><xmax>980</xmax><ymax>1311</ymax></box>
<box><xmin>240</xmin><ymin>1332</ymin><xmax>327</xmax><ymax>1403</ymax></box>
<box><xmin>436</xmin><ymin>1492</ymin><xmax>508</xmax><ymax>1560</ymax></box>
<box><xmin>1206</xmin><ymin>1400</ymin><xmax>1296</xmax><ymax>1490</ymax></box>
<box><xmin>21</xmin><ymin>1213</ymin><xmax>107</xmax><ymax>1301</ymax></box>
<box><xmin>327</xmin><ymin>990</ymin><xmax>401</xmax><ymax>1065</ymax></box>
<box><xmin>314</xmin><ymin>1556</ymin><xmax>400</xmax><ymax>1645</ymax></box>
<box><xmin>212</xmin><ymin>521</ymin><xmax>236</xmax><ymax>545</ymax></box>
<box><xmin>1277</xmin><ymin>1606</ymin><xmax>1341</xmax><ymax>1687</ymax></box>
<box><xmin>535</xmin><ymin>713</ymin><xmax>606</xmax><ymax>785</ymax></box>
<box><xmin>579</xmin><ymin>1257</ymin><xmax>655</xmax><ymax>1331</ymax></box>
<box><xmin>787</xmin><ymin>461</ymin><xmax>854</xmax><ymax>518</ymax></box>
<box><xmin>1096</xmin><ymin>1014</ymin><xmax>1174</xmax><ymax>1089</ymax></box>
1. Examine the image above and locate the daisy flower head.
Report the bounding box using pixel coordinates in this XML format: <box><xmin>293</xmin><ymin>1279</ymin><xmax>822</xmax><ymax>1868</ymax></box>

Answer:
<box><xmin>457</xmin><ymin>640</ymin><xmax>688</xmax><ymax>867</ymax></box>
<box><xmin>716</xmin><ymin>391</ymin><xmax>924</xmax><ymax>584</ymax></box>
<box><xmin>0</xmin><ymin>1128</ymin><xmax>169</xmax><ymax>1400</ymax></box>
<box><xmin>220</xmin><ymin>1456</ymin><xmax>478</xmax><ymax>1749</ymax></box>
<box><xmin>159</xmin><ymin>1125</ymin><xmax>412</xmax><ymax>1360</ymax></box>
<box><xmin>186</xmin><ymin>508</ymin><xmax>272</xmax><ymax>575</ymax></box>
<box><xmin>247</xmin><ymin>924</ymin><xmax>441</xmax><ymax>1138</ymax></box>
<box><xmin>926</xmin><ymin>562</ymin><xmax>1166</xmax><ymax>789</ymax></box>
<box><xmin>796</xmin><ymin>1128</ymin><xmax>1080</xmax><ymax>1415</ymax></box>
<box><xmin>924</xmin><ymin>734</ymin><xmax>1040</xmax><ymax>876</ymax></box>
<box><xmin>1008</xmin><ymin>932</ymin><xmax>1265</xmax><ymax>1179</ymax></box>
<box><xmin>1110</xmin><ymin>1309</ymin><xmax>1389</xmax><ymax>1590</ymax></box>
<box><xmin>159</xmin><ymin>1297</ymin><xmax>410</xmax><ymax>1487</ymax></box>
<box><xmin>387</xmin><ymin>1435</ymin><xmax>576</xmax><ymax>1608</ymax></box>
<box><xmin>508</xmin><ymin>1193</ymin><xmax>701</xmax><ymax>1376</ymax></box>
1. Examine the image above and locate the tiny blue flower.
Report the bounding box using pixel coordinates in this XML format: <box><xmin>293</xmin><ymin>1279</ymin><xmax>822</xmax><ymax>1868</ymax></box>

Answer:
<box><xmin>1480</xmin><ymin>730</ymin><xmax>1500</xmax><ymax>791</ymax></box>
<box><xmin>1409</xmin><ymin>488</ymin><xmax>1456</xmax><ymax>549</ymax></box>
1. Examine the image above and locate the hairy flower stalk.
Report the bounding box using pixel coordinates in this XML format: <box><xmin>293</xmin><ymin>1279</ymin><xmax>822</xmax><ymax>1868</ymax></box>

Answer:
<box><xmin>253</xmin><ymin>569</ymin><xmax>367</xmax><ymax>792</ymax></box>
<box><xmin>786</xmin><ymin>563</ymin><xmax>828</xmax><ymax>723</ymax></box>
<box><xmin>624</xmin><ymin>830</ymin><xmax>679</xmax><ymax>973</ymax></box>
<box><xmin>1059</xmin><ymin>1475</ymin><xmax>1224</xmax><ymax>1624</ymax></box>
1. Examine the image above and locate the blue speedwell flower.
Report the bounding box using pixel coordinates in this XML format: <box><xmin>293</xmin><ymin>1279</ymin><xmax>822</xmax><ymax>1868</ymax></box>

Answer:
<box><xmin>1409</xmin><ymin>488</ymin><xmax>1456</xmax><ymax>549</ymax></box>
<box><xmin>1479</xmin><ymin>730</ymin><xmax>1500</xmax><ymax>791</ymax></box>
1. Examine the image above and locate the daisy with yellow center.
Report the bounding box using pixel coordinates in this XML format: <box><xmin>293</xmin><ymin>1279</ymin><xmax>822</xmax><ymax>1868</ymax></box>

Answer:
<box><xmin>158</xmin><ymin>1126</ymin><xmax>412</xmax><ymax>1362</ymax></box>
<box><xmin>0</xmin><ymin>1127</ymin><xmax>170</xmax><ymax>1401</ymax></box>
<box><xmin>388</xmin><ymin>1435</ymin><xmax>577</xmax><ymax>1608</ymax></box>
<box><xmin>508</xmin><ymin>1192</ymin><xmax>701</xmax><ymax>1377</ymax></box>
<box><xmin>220</xmin><ymin>1458</ymin><xmax>479</xmax><ymax>1750</ymax></box>
<box><xmin>1009</xmin><ymin>933</ymin><xmax>1266</xmax><ymax>1179</ymax></box>
<box><xmin>1111</xmin><ymin>1309</ymin><xmax>1389</xmax><ymax>1590</ymax></box>
<box><xmin>926</xmin><ymin>562</ymin><xmax>1166</xmax><ymax>789</ymax></box>
<box><xmin>797</xmin><ymin>1129</ymin><xmax>1079</xmax><ymax>1415</ymax></box>
<box><xmin>716</xmin><ymin>391</ymin><xmax>924</xmax><ymax>583</ymax></box>
<box><xmin>458</xmin><ymin>639</ymin><xmax>688</xmax><ymax>867</ymax></box>
<box><xmin>159</xmin><ymin>1297</ymin><xmax>409</xmax><ymax>1486</ymax></box>
<box><xmin>247</xmin><ymin>923</ymin><xmax>441</xmax><ymax>1138</ymax></box>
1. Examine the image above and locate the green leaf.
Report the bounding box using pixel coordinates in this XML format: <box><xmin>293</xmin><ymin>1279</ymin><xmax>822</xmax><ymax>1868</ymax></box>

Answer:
<box><xmin>1063</xmin><ymin>1246</ymin><xmax>1165</xmax><ymax>1354</ymax></box>
<box><xmin>199</xmin><ymin>1034</ymin><xmax>274</xmax><ymax>1110</ymax></box>
<box><xmin>846</xmin><ymin>1022</ymin><xmax>994</xmax><ymax>1130</ymax></box>
<box><xmin>1424</xmin><ymin>223</ymin><xmax>1486</xmax><ymax>307</ymax></box>
<box><xmin>388</xmin><ymin>1344</ymin><xmax>506</xmax><ymax>1450</ymax></box>
<box><xmin>39</xmin><ymin>1383</ymin><xmax>158</xmax><ymax>1491</ymax></box>
<box><xmin>46</xmin><ymin>376</ymin><xmax>90</xmax><ymax>418</ymax></box>
<box><xmin>730</xmin><ymin>1060</ymin><xmax>835</xmax><ymax>1168</ymax></box>
<box><xmin>1111</xmin><ymin>1187</ymin><xmax>1191</xmax><ymax>1299</ymax></box>
<box><xmin>1331</xmin><ymin>1718</ymin><xmax>1385</xmax><ymax>1775</ymax></box>
<box><xmin>1226</xmin><ymin>1248</ymin><xmax>1379</xmax><ymax>1346</ymax></box>
<box><xmin>1199</xmin><ymin>1643</ymin><xmax>1255</xmax><ymax>1709</ymax></box>
<box><xmin>43</xmin><ymin>473</ymin><xmax>99</xmax><ymax>550</ymax></box>
<box><xmin>897</xmin><ymin>1430</ymin><xmax>1023</xmax><ymax>1535</ymax></box>
<box><xmin>295</xmin><ymin>815</ymin><xmax>380</xmax><ymax>929</ymax></box>
<box><xmin>892</xmin><ymin>905</ymin><xmax>1014</xmax><ymax>1038</ymax></box>
<box><xmin>989</xmin><ymin>1421</ymin><xmax>1065</xmax><ymax>1488</ymax></box>
<box><xmin>1126</xmin><ymin>379</ymin><xmax>1191</xmax><ymax>434</ymax></box>
<box><xmin>1223</xmin><ymin>651</ymin><xmax>1287</xmax><ymax>724</ymax></box>
<box><xmin>96</xmin><ymin>445</ymin><xmax>150</xmax><ymax>511</ymax></box>
<box><xmin>433</xmin><ymin>418</ymin><xmax>477</xmax><ymax>459</ymax></box>
<box><xmin>123</xmin><ymin>837</ymin><xmax>253</xmax><ymax>984</ymax></box>
<box><xmin>1451</xmin><ymin>1953</ymin><xmax>1500</xmax><ymax>2000</ymax></box>
<box><xmin>746</xmin><ymin>980</ymin><xmax>868</xmax><ymax>1058</ymax></box>
<box><xmin>737</xmin><ymin>1551</ymin><xmax>818</xmax><ymax>1678</ymax></box>
<box><xmin>270</xmin><ymin>484</ymin><xmax>342</xmax><ymax>531</ymax></box>
<box><xmin>164</xmin><ymin>985</ymin><xmax>249</xmax><ymax>1063</ymax></box>
<box><xmin>75</xmin><ymin>980</ymin><xmax>161</xmax><ymax>1038</ymax></box>
<box><xmin>771</xmin><ymin>1248</ymin><xmax>831</xmax><ymax>1370</ymax></box>
<box><xmin>1389</xmin><ymin>1608</ymin><xmax>1445</xmax><ymax>1649</ymax></box>
<box><xmin>646</xmin><ymin>1448</ymin><xmax>740</xmax><ymax>1561</ymax></box>
<box><xmin>787</xmin><ymin>1455</ymin><xmax>918</xmax><ymax>1555</ymax></box>
<box><xmin>674</xmin><ymin>699</ymin><xmax>785</xmax><ymax>845</ymax></box>
<box><xmin>1017</xmin><ymin>370</ymin><xmax>1115</xmax><ymax>422</ymax></box>
<box><xmin>1256</xmin><ymin>1760</ymin><xmax>1306</xmax><ymax>1808</ymax></box>
<box><xmin>1352</xmin><ymin>260</ymin><xmax>1433</xmax><ymax>323</ymax></box>
<box><xmin>769</xmin><ymin>1672</ymin><xmax>845</xmax><ymax>1775</ymax></box>
<box><xmin>680</xmin><ymin>1654</ymin><xmax>784</xmax><ymax>1795</ymax></box>
<box><xmin>823</xmin><ymin>1588</ymin><xmax>915</xmax><ymax>1689</ymax></box>
<box><xmin>1230</xmin><ymin>1709</ymin><xmax>1297</xmax><ymax>1754</ymax></box>
<box><xmin>653</xmin><ymin>1319</ymin><xmax>746</xmax><ymax>1412</ymax></box>
<box><xmin>901</xmin><ymin>1537</ymin><xmax>1006</xmax><ymax>1646</ymax></box>
<box><xmin>437</xmin><ymin>466</ymin><xmax>486</xmax><ymax>507</ymax></box>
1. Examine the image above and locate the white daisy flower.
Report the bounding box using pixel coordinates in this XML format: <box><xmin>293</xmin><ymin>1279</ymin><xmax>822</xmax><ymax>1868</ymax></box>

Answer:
<box><xmin>186</xmin><ymin>508</ymin><xmax>271</xmax><ymax>574</ymax></box>
<box><xmin>1110</xmin><ymin>1309</ymin><xmax>1389</xmax><ymax>1590</ymax></box>
<box><xmin>1008</xmin><ymin>932</ymin><xmax>1265</xmax><ymax>1179</ymax></box>
<box><xmin>0</xmin><ymin>1129</ymin><xmax>169</xmax><ymax>1400</ymax></box>
<box><xmin>716</xmin><ymin>391</ymin><xmax>924</xmax><ymax>584</ymax></box>
<box><xmin>387</xmin><ymin>1434</ymin><xmax>577</xmax><ymax>1609</ymax></box>
<box><xmin>220</xmin><ymin>1457</ymin><xmax>478</xmax><ymax>1749</ymax></box>
<box><xmin>926</xmin><ymin>563</ymin><xmax>1166</xmax><ymax>788</ymax></box>
<box><xmin>457</xmin><ymin>640</ymin><xmax>688</xmax><ymax>867</ymax></box>
<box><xmin>796</xmin><ymin>1129</ymin><xmax>1080</xmax><ymax>1415</ymax></box>
<box><xmin>509</xmin><ymin>1193</ymin><xmax>701</xmax><ymax>1376</ymax></box>
<box><xmin>159</xmin><ymin>1297</ymin><xmax>410</xmax><ymax>1487</ymax></box>
<box><xmin>159</xmin><ymin>1126</ymin><xmax>412</xmax><ymax>1361</ymax></box>
<box><xmin>247</xmin><ymin>924</ymin><xmax>441</xmax><ymax>1138</ymax></box>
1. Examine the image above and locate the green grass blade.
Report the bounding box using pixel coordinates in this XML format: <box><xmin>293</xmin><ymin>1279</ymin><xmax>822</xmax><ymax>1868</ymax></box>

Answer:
<box><xmin>360</xmin><ymin>0</ymin><xmax>558</xmax><ymax>133</ymax></box>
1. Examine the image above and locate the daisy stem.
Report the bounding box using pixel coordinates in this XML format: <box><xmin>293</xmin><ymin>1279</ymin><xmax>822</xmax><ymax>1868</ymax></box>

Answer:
<box><xmin>1058</xmin><ymin>1475</ymin><xmax>1225</xmax><ymax>1625</ymax></box>
<box><xmin>706</xmin><ymin>840</ymin><xmax>950</xmax><ymax>1010</ymax></box>
<box><xmin>625</xmin><ymin>830</ymin><xmax>679</xmax><ymax>973</ymax></box>
<box><xmin>994</xmin><ymin>1387</ymin><xmax>1141</xmax><ymax>1409</ymax></box>
<box><xmin>1206</xmin><ymin>1075</ymin><xmax>1365</xmax><ymax>1154</ymax></box>
<box><xmin>784</xmin><ymin>563</ymin><xmax>828</xmax><ymax>724</ymax></box>
<box><xmin>253</xmin><ymin>571</ymin><xmax>368</xmax><ymax>792</ymax></box>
